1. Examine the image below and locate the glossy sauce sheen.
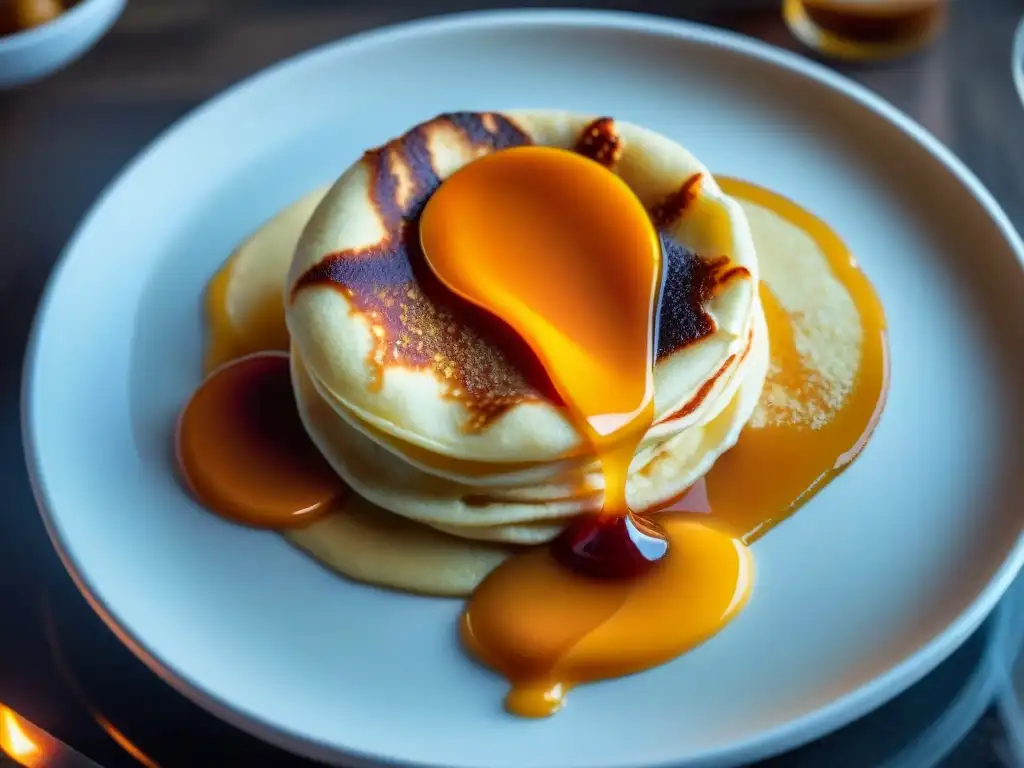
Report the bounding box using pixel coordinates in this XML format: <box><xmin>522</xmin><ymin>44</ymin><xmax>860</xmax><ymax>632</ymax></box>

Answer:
<box><xmin>420</xmin><ymin>148</ymin><xmax>671</xmax><ymax>576</ymax></box>
<box><xmin>420</xmin><ymin>146</ymin><xmax>660</xmax><ymax>517</ymax></box>
<box><xmin>462</xmin><ymin>518</ymin><xmax>752</xmax><ymax>717</ymax></box>
<box><xmin>176</xmin><ymin>353</ymin><xmax>347</xmax><ymax>527</ymax></box>
<box><xmin>192</xmin><ymin>168</ymin><xmax>888</xmax><ymax>718</ymax></box>
<box><xmin>420</xmin><ymin>147</ymin><xmax>750</xmax><ymax>716</ymax></box>
<box><xmin>689</xmin><ymin>178</ymin><xmax>889</xmax><ymax>542</ymax></box>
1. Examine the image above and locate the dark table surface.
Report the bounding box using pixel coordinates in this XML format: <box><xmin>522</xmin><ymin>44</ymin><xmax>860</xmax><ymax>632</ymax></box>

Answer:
<box><xmin>2</xmin><ymin>1</ymin><xmax>1024</xmax><ymax>766</ymax></box>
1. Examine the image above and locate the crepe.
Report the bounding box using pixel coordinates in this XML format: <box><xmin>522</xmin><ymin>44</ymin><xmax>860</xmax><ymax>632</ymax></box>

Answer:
<box><xmin>285</xmin><ymin>111</ymin><xmax>759</xmax><ymax>463</ymax></box>
<box><xmin>735</xmin><ymin>196</ymin><xmax>863</xmax><ymax>430</ymax></box>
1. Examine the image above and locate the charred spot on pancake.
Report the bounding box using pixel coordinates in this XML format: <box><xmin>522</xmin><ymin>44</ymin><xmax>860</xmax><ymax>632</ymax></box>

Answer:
<box><xmin>573</xmin><ymin>118</ymin><xmax>621</xmax><ymax>168</ymax></box>
<box><xmin>650</xmin><ymin>173</ymin><xmax>703</xmax><ymax>229</ymax></box>
<box><xmin>393</xmin><ymin>126</ymin><xmax>439</xmax><ymax>221</ymax></box>
<box><xmin>715</xmin><ymin>264</ymin><xmax>752</xmax><ymax>288</ymax></box>
<box><xmin>293</xmin><ymin>112</ymin><xmax>558</xmax><ymax>430</ymax></box>
<box><xmin>655</xmin><ymin>238</ymin><xmax>732</xmax><ymax>360</ymax></box>
<box><xmin>734</xmin><ymin>326</ymin><xmax>756</xmax><ymax>370</ymax></box>
<box><xmin>447</xmin><ymin>111</ymin><xmax>531</xmax><ymax>151</ymax></box>
<box><xmin>651</xmin><ymin>175</ymin><xmax>751</xmax><ymax>360</ymax></box>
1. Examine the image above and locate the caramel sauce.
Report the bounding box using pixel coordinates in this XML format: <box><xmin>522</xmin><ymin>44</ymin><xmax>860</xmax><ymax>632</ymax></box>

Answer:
<box><xmin>419</xmin><ymin>147</ymin><xmax>754</xmax><ymax>716</ymax></box>
<box><xmin>187</xmin><ymin>137</ymin><xmax>888</xmax><ymax>718</ymax></box>
<box><xmin>289</xmin><ymin>114</ymin><xmax>725</xmax><ymax>431</ymax></box>
<box><xmin>784</xmin><ymin>0</ymin><xmax>947</xmax><ymax>60</ymax></box>
<box><xmin>688</xmin><ymin>177</ymin><xmax>889</xmax><ymax>542</ymax></box>
<box><xmin>462</xmin><ymin>517</ymin><xmax>751</xmax><ymax>717</ymax></box>
<box><xmin>176</xmin><ymin>352</ymin><xmax>347</xmax><ymax>527</ymax></box>
<box><xmin>420</xmin><ymin>146</ymin><xmax>661</xmax><ymax>522</ymax></box>
<box><xmin>204</xmin><ymin>261</ymin><xmax>238</xmax><ymax>373</ymax></box>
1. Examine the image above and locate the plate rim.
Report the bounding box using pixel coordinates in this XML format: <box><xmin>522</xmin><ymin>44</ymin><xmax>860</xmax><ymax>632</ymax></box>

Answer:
<box><xmin>1012</xmin><ymin>15</ymin><xmax>1024</xmax><ymax>111</ymax></box>
<box><xmin>21</xmin><ymin>8</ymin><xmax>1024</xmax><ymax>768</ymax></box>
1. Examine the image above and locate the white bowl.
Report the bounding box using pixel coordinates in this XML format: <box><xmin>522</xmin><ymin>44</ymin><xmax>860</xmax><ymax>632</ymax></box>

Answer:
<box><xmin>0</xmin><ymin>0</ymin><xmax>125</xmax><ymax>89</ymax></box>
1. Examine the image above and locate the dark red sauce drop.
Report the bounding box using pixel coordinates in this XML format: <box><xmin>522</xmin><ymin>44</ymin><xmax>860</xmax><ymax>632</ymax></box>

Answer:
<box><xmin>551</xmin><ymin>513</ymin><xmax>669</xmax><ymax>579</ymax></box>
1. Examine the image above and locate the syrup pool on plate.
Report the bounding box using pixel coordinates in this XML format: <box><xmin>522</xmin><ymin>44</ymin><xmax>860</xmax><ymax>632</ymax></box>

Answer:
<box><xmin>419</xmin><ymin>146</ymin><xmax>669</xmax><ymax>577</ymax></box>
<box><xmin>179</xmin><ymin>146</ymin><xmax>888</xmax><ymax>719</ymax></box>
<box><xmin>176</xmin><ymin>352</ymin><xmax>347</xmax><ymax>528</ymax></box>
<box><xmin>688</xmin><ymin>178</ymin><xmax>890</xmax><ymax>542</ymax></box>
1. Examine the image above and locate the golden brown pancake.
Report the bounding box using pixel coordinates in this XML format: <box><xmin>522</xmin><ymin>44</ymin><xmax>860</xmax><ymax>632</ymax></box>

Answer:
<box><xmin>205</xmin><ymin>186</ymin><xmax>329</xmax><ymax>370</ymax></box>
<box><xmin>290</xmin><ymin>309</ymin><xmax>769</xmax><ymax>544</ymax></box>
<box><xmin>199</xmin><ymin>113</ymin><xmax>786</xmax><ymax>594</ymax></box>
<box><xmin>285</xmin><ymin>111</ymin><xmax>759</xmax><ymax>464</ymax></box>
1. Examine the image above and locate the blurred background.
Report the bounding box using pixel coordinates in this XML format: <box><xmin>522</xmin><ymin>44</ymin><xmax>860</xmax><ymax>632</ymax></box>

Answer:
<box><xmin>2</xmin><ymin>1</ymin><xmax>1024</xmax><ymax>766</ymax></box>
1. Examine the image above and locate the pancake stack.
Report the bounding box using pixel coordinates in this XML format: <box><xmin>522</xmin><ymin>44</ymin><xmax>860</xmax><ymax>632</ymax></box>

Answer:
<box><xmin>277</xmin><ymin>111</ymin><xmax>769</xmax><ymax>595</ymax></box>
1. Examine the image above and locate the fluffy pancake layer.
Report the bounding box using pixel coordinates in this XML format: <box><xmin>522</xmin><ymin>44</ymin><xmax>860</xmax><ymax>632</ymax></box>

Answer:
<box><xmin>292</xmin><ymin>307</ymin><xmax>768</xmax><ymax>544</ymax></box>
<box><xmin>200</xmin><ymin>111</ymin><xmax>776</xmax><ymax>595</ymax></box>
<box><xmin>285</xmin><ymin>111</ymin><xmax>759</xmax><ymax>463</ymax></box>
<box><xmin>284</xmin><ymin>318</ymin><xmax>768</xmax><ymax>593</ymax></box>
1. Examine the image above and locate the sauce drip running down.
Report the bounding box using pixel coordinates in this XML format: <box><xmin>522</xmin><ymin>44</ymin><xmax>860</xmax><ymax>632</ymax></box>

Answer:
<box><xmin>420</xmin><ymin>147</ymin><xmax>750</xmax><ymax>716</ymax></box>
<box><xmin>420</xmin><ymin>146</ymin><xmax>666</xmax><ymax>576</ymax></box>
<box><xmin>176</xmin><ymin>352</ymin><xmax>347</xmax><ymax>527</ymax></box>
<box><xmin>190</xmin><ymin>169</ymin><xmax>889</xmax><ymax>719</ymax></box>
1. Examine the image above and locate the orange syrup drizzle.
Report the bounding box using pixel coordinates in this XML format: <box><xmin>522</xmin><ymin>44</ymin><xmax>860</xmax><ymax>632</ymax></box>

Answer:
<box><xmin>687</xmin><ymin>178</ymin><xmax>889</xmax><ymax>542</ymax></box>
<box><xmin>186</xmin><ymin>168</ymin><xmax>889</xmax><ymax>718</ymax></box>
<box><xmin>420</xmin><ymin>148</ymin><xmax>752</xmax><ymax>716</ymax></box>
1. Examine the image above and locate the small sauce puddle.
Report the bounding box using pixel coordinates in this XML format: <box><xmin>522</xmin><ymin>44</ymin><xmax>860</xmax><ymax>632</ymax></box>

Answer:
<box><xmin>176</xmin><ymin>352</ymin><xmax>347</xmax><ymax>527</ymax></box>
<box><xmin>681</xmin><ymin>178</ymin><xmax>889</xmax><ymax>542</ymax></box>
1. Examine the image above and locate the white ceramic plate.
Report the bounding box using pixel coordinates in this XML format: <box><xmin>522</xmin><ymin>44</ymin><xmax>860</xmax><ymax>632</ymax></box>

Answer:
<box><xmin>22</xmin><ymin>10</ymin><xmax>1024</xmax><ymax>768</ymax></box>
